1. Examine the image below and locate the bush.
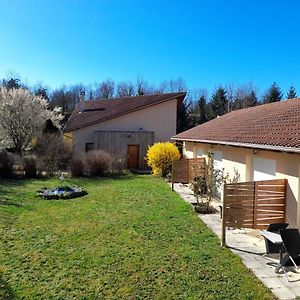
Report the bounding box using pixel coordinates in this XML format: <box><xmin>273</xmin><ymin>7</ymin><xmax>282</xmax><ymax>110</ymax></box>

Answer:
<box><xmin>36</xmin><ymin>133</ymin><xmax>71</xmax><ymax>176</ymax></box>
<box><xmin>85</xmin><ymin>150</ymin><xmax>113</xmax><ymax>176</ymax></box>
<box><xmin>0</xmin><ymin>150</ymin><xmax>14</xmax><ymax>178</ymax></box>
<box><xmin>23</xmin><ymin>157</ymin><xmax>37</xmax><ymax>178</ymax></box>
<box><xmin>69</xmin><ymin>157</ymin><xmax>85</xmax><ymax>177</ymax></box>
<box><xmin>146</xmin><ymin>142</ymin><xmax>180</xmax><ymax>177</ymax></box>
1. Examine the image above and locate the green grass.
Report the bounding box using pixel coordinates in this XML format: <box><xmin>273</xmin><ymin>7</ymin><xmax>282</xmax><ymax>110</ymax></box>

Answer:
<box><xmin>0</xmin><ymin>175</ymin><xmax>274</xmax><ymax>299</ymax></box>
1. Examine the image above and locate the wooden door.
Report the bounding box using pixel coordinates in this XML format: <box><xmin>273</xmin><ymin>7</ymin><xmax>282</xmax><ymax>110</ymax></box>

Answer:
<box><xmin>127</xmin><ymin>145</ymin><xmax>140</xmax><ymax>169</ymax></box>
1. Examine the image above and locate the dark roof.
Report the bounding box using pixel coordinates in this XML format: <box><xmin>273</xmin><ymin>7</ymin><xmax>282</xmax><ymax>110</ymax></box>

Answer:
<box><xmin>172</xmin><ymin>98</ymin><xmax>300</xmax><ymax>153</ymax></box>
<box><xmin>63</xmin><ymin>92</ymin><xmax>186</xmax><ymax>132</ymax></box>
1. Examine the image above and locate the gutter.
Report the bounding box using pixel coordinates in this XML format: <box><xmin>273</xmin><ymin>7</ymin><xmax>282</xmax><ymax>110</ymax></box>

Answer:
<box><xmin>171</xmin><ymin>137</ymin><xmax>300</xmax><ymax>154</ymax></box>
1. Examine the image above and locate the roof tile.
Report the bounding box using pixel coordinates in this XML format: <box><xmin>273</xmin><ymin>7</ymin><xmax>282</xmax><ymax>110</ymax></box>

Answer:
<box><xmin>173</xmin><ymin>99</ymin><xmax>300</xmax><ymax>151</ymax></box>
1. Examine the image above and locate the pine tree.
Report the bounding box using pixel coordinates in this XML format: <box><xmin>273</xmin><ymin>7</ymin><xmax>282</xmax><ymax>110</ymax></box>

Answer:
<box><xmin>177</xmin><ymin>99</ymin><xmax>190</xmax><ymax>133</ymax></box>
<box><xmin>196</xmin><ymin>95</ymin><xmax>207</xmax><ymax>125</ymax></box>
<box><xmin>188</xmin><ymin>95</ymin><xmax>208</xmax><ymax>127</ymax></box>
<box><xmin>263</xmin><ymin>82</ymin><xmax>283</xmax><ymax>103</ymax></box>
<box><xmin>286</xmin><ymin>86</ymin><xmax>297</xmax><ymax>99</ymax></box>
<box><xmin>206</xmin><ymin>87</ymin><xmax>228</xmax><ymax>120</ymax></box>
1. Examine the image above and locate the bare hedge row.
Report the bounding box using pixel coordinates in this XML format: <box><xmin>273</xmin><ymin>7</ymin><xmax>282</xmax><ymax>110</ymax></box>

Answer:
<box><xmin>0</xmin><ymin>149</ymin><xmax>117</xmax><ymax>179</ymax></box>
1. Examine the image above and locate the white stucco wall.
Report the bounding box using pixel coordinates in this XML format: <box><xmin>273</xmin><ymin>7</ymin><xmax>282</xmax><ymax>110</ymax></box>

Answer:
<box><xmin>72</xmin><ymin>99</ymin><xmax>178</xmax><ymax>155</ymax></box>
<box><xmin>182</xmin><ymin>141</ymin><xmax>300</xmax><ymax>228</ymax></box>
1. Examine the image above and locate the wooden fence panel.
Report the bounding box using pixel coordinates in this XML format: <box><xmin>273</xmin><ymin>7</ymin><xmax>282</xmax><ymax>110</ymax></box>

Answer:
<box><xmin>189</xmin><ymin>158</ymin><xmax>206</xmax><ymax>181</ymax></box>
<box><xmin>255</xmin><ymin>179</ymin><xmax>287</xmax><ymax>229</ymax></box>
<box><xmin>222</xmin><ymin>178</ymin><xmax>287</xmax><ymax>246</ymax></box>
<box><xmin>172</xmin><ymin>158</ymin><xmax>205</xmax><ymax>184</ymax></box>
<box><xmin>223</xmin><ymin>182</ymin><xmax>255</xmax><ymax>229</ymax></box>
<box><xmin>223</xmin><ymin>179</ymin><xmax>287</xmax><ymax>230</ymax></box>
<box><xmin>172</xmin><ymin>159</ymin><xmax>189</xmax><ymax>183</ymax></box>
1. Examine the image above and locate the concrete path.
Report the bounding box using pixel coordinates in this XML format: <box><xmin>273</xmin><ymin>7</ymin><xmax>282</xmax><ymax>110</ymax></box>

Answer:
<box><xmin>172</xmin><ymin>183</ymin><xmax>300</xmax><ymax>300</ymax></box>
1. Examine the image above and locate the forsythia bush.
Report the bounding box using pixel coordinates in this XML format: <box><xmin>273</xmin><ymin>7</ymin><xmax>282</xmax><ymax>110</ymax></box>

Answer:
<box><xmin>146</xmin><ymin>142</ymin><xmax>180</xmax><ymax>177</ymax></box>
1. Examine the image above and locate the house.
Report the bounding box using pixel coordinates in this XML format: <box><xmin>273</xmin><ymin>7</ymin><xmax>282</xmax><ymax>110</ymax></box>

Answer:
<box><xmin>172</xmin><ymin>99</ymin><xmax>300</xmax><ymax>228</ymax></box>
<box><xmin>64</xmin><ymin>92</ymin><xmax>186</xmax><ymax>169</ymax></box>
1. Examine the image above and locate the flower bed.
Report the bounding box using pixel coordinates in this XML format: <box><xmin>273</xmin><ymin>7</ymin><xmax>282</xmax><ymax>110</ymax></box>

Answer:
<box><xmin>37</xmin><ymin>186</ymin><xmax>88</xmax><ymax>199</ymax></box>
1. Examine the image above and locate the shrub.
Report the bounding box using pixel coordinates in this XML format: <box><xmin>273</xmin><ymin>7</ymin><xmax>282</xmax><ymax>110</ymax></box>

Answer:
<box><xmin>23</xmin><ymin>157</ymin><xmax>37</xmax><ymax>178</ymax></box>
<box><xmin>85</xmin><ymin>150</ymin><xmax>113</xmax><ymax>176</ymax></box>
<box><xmin>146</xmin><ymin>142</ymin><xmax>180</xmax><ymax>177</ymax></box>
<box><xmin>0</xmin><ymin>150</ymin><xmax>14</xmax><ymax>178</ymax></box>
<box><xmin>69</xmin><ymin>157</ymin><xmax>85</xmax><ymax>177</ymax></box>
<box><xmin>36</xmin><ymin>133</ymin><xmax>71</xmax><ymax>176</ymax></box>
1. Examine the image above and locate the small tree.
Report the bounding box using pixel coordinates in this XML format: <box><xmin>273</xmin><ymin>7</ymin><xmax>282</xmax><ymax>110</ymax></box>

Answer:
<box><xmin>146</xmin><ymin>142</ymin><xmax>180</xmax><ymax>177</ymax></box>
<box><xmin>190</xmin><ymin>152</ymin><xmax>228</xmax><ymax>211</ymax></box>
<box><xmin>286</xmin><ymin>86</ymin><xmax>297</xmax><ymax>99</ymax></box>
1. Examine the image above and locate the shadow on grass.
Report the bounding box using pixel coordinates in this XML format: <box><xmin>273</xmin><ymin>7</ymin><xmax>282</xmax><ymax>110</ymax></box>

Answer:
<box><xmin>0</xmin><ymin>274</ymin><xmax>15</xmax><ymax>300</ymax></box>
<box><xmin>0</xmin><ymin>198</ymin><xmax>23</xmax><ymax>207</ymax></box>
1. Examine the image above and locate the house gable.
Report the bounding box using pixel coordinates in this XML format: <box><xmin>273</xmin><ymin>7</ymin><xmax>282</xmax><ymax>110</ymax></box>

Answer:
<box><xmin>64</xmin><ymin>92</ymin><xmax>186</xmax><ymax>133</ymax></box>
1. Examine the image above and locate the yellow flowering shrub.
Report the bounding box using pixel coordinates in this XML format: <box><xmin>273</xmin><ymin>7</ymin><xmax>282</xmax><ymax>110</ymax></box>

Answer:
<box><xmin>146</xmin><ymin>142</ymin><xmax>180</xmax><ymax>177</ymax></box>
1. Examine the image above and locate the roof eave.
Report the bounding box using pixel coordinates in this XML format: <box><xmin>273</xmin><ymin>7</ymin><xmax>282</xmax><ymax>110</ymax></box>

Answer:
<box><xmin>171</xmin><ymin>137</ymin><xmax>300</xmax><ymax>154</ymax></box>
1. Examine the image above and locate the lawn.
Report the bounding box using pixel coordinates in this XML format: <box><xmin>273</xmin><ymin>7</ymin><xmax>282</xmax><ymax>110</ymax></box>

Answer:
<box><xmin>0</xmin><ymin>175</ymin><xmax>274</xmax><ymax>299</ymax></box>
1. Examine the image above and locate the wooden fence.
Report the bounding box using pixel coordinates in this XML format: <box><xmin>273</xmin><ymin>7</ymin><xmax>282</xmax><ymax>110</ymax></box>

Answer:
<box><xmin>221</xmin><ymin>179</ymin><xmax>287</xmax><ymax>246</ymax></box>
<box><xmin>171</xmin><ymin>158</ymin><xmax>205</xmax><ymax>188</ymax></box>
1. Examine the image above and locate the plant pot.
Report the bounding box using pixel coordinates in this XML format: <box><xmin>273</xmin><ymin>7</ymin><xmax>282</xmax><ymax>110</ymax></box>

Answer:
<box><xmin>194</xmin><ymin>203</ymin><xmax>216</xmax><ymax>214</ymax></box>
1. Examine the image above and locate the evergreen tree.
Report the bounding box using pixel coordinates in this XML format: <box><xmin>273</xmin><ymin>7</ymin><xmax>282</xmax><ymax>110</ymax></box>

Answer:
<box><xmin>263</xmin><ymin>82</ymin><xmax>283</xmax><ymax>103</ymax></box>
<box><xmin>192</xmin><ymin>95</ymin><xmax>207</xmax><ymax>125</ymax></box>
<box><xmin>286</xmin><ymin>86</ymin><xmax>297</xmax><ymax>99</ymax></box>
<box><xmin>206</xmin><ymin>87</ymin><xmax>228</xmax><ymax>120</ymax></box>
<box><xmin>177</xmin><ymin>99</ymin><xmax>190</xmax><ymax>133</ymax></box>
<box><xmin>43</xmin><ymin>119</ymin><xmax>59</xmax><ymax>133</ymax></box>
<box><xmin>35</xmin><ymin>87</ymin><xmax>49</xmax><ymax>101</ymax></box>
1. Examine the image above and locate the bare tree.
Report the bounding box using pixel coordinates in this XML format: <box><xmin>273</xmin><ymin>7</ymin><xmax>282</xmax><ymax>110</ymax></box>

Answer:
<box><xmin>49</xmin><ymin>84</ymin><xmax>86</xmax><ymax>114</ymax></box>
<box><xmin>117</xmin><ymin>81</ymin><xmax>135</xmax><ymax>97</ymax></box>
<box><xmin>233</xmin><ymin>82</ymin><xmax>259</xmax><ymax>109</ymax></box>
<box><xmin>95</xmin><ymin>79</ymin><xmax>115</xmax><ymax>99</ymax></box>
<box><xmin>157</xmin><ymin>78</ymin><xmax>186</xmax><ymax>93</ymax></box>
<box><xmin>135</xmin><ymin>75</ymin><xmax>155</xmax><ymax>95</ymax></box>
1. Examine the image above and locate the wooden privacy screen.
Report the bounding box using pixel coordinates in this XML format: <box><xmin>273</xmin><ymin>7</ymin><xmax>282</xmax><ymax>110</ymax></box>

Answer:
<box><xmin>171</xmin><ymin>158</ymin><xmax>205</xmax><ymax>187</ymax></box>
<box><xmin>222</xmin><ymin>179</ymin><xmax>287</xmax><ymax>246</ymax></box>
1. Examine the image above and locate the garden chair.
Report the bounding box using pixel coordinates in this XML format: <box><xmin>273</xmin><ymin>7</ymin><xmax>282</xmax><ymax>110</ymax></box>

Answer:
<box><xmin>278</xmin><ymin>228</ymin><xmax>300</xmax><ymax>281</ymax></box>
<box><xmin>263</xmin><ymin>223</ymin><xmax>288</xmax><ymax>257</ymax></box>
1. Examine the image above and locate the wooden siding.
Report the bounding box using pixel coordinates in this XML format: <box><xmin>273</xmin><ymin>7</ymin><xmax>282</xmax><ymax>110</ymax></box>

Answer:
<box><xmin>94</xmin><ymin>131</ymin><xmax>154</xmax><ymax>169</ymax></box>
<box><xmin>172</xmin><ymin>158</ymin><xmax>206</xmax><ymax>184</ymax></box>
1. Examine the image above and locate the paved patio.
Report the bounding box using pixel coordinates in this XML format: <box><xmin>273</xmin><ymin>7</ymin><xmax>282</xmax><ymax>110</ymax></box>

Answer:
<box><xmin>172</xmin><ymin>183</ymin><xmax>300</xmax><ymax>300</ymax></box>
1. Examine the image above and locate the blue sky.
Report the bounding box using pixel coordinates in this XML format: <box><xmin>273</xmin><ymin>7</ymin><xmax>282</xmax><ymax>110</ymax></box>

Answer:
<box><xmin>0</xmin><ymin>0</ymin><xmax>299</xmax><ymax>97</ymax></box>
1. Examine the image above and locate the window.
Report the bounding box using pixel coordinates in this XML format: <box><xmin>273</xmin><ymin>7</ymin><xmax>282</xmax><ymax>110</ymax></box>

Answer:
<box><xmin>85</xmin><ymin>143</ymin><xmax>94</xmax><ymax>152</ymax></box>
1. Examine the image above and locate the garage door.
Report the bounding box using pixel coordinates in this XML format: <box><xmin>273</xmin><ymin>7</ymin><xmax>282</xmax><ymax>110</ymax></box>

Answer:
<box><xmin>253</xmin><ymin>157</ymin><xmax>276</xmax><ymax>181</ymax></box>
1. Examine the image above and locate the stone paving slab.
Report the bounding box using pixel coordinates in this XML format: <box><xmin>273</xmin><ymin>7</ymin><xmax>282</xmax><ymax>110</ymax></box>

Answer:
<box><xmin>171</xmin><ymin>183</ymin><xmax>300</xmax><ymax>300</ymax></box>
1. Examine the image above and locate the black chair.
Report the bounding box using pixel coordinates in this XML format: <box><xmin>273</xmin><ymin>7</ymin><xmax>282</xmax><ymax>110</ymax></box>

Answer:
<box><xmin>278</xmin><ymin>229</ymin><xmax>300</xmax><ymax>280</ymax></box>
<box><xmin>264</xmin><ymin>223</ymin><xmax>289</xmax><ymax>256</ymax></box>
